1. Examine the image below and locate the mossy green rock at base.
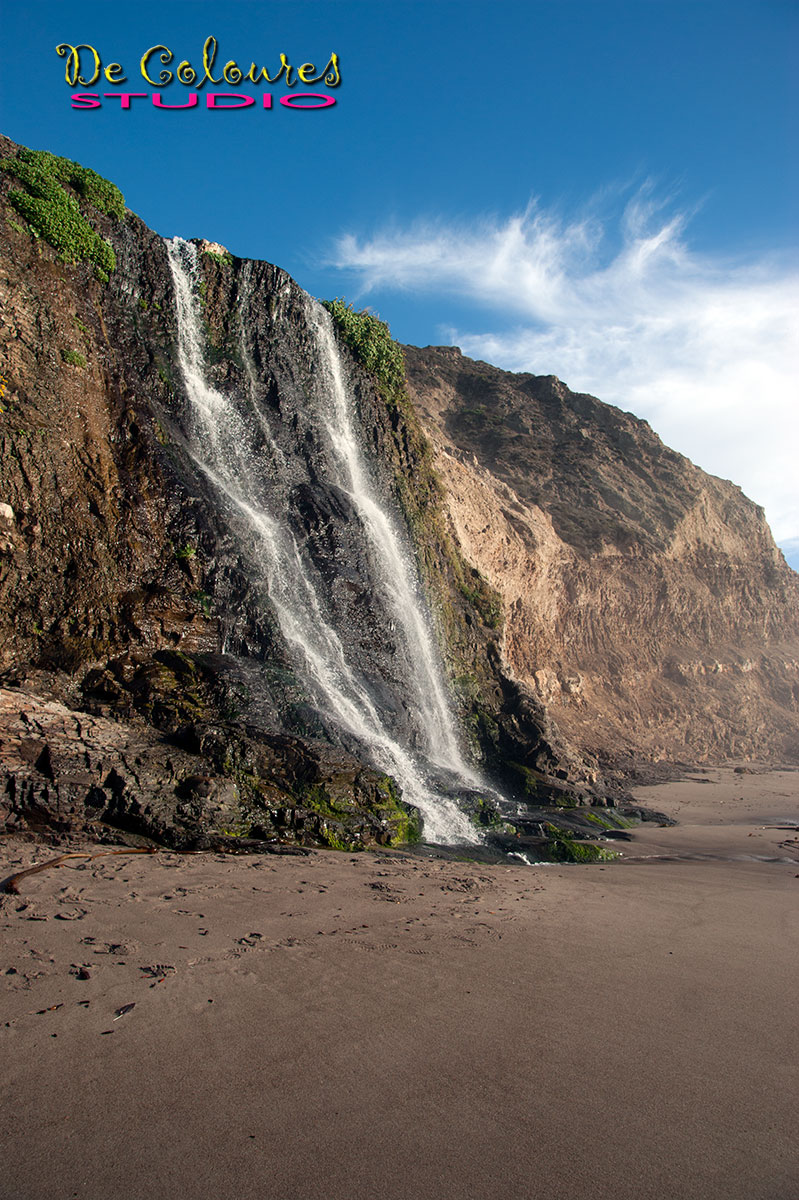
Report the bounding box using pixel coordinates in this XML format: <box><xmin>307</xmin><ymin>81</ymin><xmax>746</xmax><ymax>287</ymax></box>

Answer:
<box><xmin>299</xmin><ymin>773</ymin><xmax>421</xmax><ymax>847</ymax></box>
<box><xmin>543</xmin><ymin>824</ymin><xmax>619</xmax><ymax>863</ymax></box>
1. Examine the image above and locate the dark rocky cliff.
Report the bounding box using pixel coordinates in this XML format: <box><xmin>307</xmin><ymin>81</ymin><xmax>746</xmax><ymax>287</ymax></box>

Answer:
<box><xmin>1</xmin><ymin>136</ymin><xmax>796</xmax><ymax>858</ymax></box>
<box><xmin>0</xmin><ymin>136</ymin><xmax>605</xmax><ymax>855</ymax></box>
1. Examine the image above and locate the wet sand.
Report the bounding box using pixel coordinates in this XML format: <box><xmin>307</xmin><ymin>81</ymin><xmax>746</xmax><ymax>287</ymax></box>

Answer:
<box><xmin>2</xmin><ymin>768</ymin><xmax>797</xmax><ymax>1200</ymax></box>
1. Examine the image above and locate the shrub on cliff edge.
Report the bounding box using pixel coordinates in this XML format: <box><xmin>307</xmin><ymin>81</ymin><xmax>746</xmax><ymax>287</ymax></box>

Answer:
<box><xmin>1</xmin><ymin>148</ymin><xmax>122</xmax><ymax>280</ymax></box>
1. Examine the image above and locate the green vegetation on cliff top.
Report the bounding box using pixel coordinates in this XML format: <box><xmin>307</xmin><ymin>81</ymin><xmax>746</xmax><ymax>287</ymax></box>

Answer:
<box><xmin>322</xmin><ymin>300</ymin><xmax>406</xmax><ymax>407</ymax></box>
<box><xmin>1</xmin><ymin>148</ymin><xmax>123</xmax><ymax>280</ymax></box>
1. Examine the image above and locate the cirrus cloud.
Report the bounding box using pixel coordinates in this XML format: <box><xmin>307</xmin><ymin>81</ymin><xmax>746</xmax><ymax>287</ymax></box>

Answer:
<box><xmin>330</xmin><ymin>188</ymin><xmax>799</xmax><ymax>552</ymax></box>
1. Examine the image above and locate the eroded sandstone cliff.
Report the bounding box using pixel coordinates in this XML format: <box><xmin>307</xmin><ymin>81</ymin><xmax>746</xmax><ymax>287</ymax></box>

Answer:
<box><xmin>403</xmin><ymin>345</ymin><xmax>799</xmax><ymax>766</ymax></box>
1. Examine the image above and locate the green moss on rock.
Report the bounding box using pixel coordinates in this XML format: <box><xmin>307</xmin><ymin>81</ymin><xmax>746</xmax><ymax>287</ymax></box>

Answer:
<box><xmin>509</xmin><ymin>762</ymin><xmax>579</xmax><ymax>806</ymax></box>
<box><xmin>583</xmin><ymin>809</ymin><xmax>634</xmax><ymax>831</ymax></box>
<box><xmin>544</xmin><ymin>823</ymin><xmax>619</xmax><ymax>863</ymax></box>
<box><xmin>322</xmin><ymin>826</ymin><xmax>363</xmax><ymax>852</ymax></box>
<box><xmin>466</xmin><ymin>795</ymin><xmax>504</xmax><ymax>829</ymax></box>
<box><xmin>374</xmin><ymin>775</ymin><xmax>422</xmax><ymax>844</ymax></box>
<box><xmin>1</xmin><ymin>148</ymin><xmax>121</xmax><ymax>278</ymax></box>
<box><xmin>302</xmin><ymin>774</ymin><xmax>420</xmax><ymax>846</ymax></box>
<box><xmin>202</xmin><ymin>248</ymin><xmax>233</xmax><ymax>266</ymax></box>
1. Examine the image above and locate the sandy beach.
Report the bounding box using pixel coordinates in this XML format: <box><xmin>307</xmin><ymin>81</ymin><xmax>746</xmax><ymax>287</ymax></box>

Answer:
<box><xmin>2</xmin><ymin>767</ymin><xmax>797</xmax><ymax>1200</ymax></box>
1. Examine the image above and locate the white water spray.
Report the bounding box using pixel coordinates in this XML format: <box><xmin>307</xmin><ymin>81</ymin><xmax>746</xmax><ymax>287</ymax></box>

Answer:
<box><xmin>303</xmin><ymin>300</ymin><xmax>480</xmax><ymax>781</ymax></box>
<box><xmin>166</xmin><ymin>238</ymin><xmax>482</xmax><ymax>843</ymax></box>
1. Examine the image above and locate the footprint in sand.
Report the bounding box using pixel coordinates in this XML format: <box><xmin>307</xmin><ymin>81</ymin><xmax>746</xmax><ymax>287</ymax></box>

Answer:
<box><xmin>140</xmin><ymin>964</ymin><xmax>176</xmax><ymax>982</ymax></box>
<box><xmin>236</xmin><ymin>933</ymin><xmax>264</xmax><ymax>947</ymax></box>
<box><xmin>441</xmin><ymin>877</ymin><xmax>490</xmax><ymax>894</ymax></box>
<box><xmin>342</xmin><ymin>938</ymin><xmax>399</xmax><ymax>952</ymax></box>
<box><xmin>464</xmin><ymin>923</ymin><xmax>502</xmax><ymax>942</ymax></box>
<box><xmin>365</xmin><ymin>881</ymin><xmax>406</xmax><ymax>902</ymax></box>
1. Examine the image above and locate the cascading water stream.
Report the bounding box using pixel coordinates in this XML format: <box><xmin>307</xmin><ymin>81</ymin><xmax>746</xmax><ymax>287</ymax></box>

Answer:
<box><xmin>302</xmin><ymin>300</ymin><xmax>478</xmax><ymax>781</ymax></box>
<box><xmin>166</xmin><ymin>238</ymin><xmax>483</xmax><ymax>844</ymax></box>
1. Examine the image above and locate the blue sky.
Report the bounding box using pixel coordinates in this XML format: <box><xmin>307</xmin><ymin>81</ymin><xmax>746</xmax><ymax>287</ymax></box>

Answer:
<box><xmin>1</xmin><ymin>0</ymin><xmax>797</xmax><ymax>562</ymax></box>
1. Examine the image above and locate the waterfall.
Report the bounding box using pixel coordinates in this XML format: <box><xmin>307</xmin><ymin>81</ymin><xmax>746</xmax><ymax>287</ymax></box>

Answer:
<box><xmin>166</xmin><ymin>238</ymin><xmax>483</xmax><ymax>844</ymax></box>
<box><xmin>302</xmin><ymin>299</ymin><xmax>476</xmax><ymax>780</ymax></box>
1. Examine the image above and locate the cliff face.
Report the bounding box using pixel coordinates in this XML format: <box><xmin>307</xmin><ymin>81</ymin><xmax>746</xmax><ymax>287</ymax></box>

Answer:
<box><xmin>0</xmin><ymin>136</ymin><xmax>604</xmax><ymax>855</ymax></box>
<box><xmin>1</xmin><ymin>136</ymin><xmax>796</xmax><ymax>856</ymax></box>
<box><xmin>403</xmin><ymin>346</ymin><xmax>799</xmax><ymax>765</ymax></box>
<box><xmin>0</xmin><ymin>141</ymin><xmax>429</xmax><ymax>849</ymax></box>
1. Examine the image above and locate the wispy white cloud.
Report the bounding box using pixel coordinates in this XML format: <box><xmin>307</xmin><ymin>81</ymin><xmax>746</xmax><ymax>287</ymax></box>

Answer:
<box><xmin>331</xmin><ymin>188</ymin><xmax>799</xmax><ymax>546</ymax></box>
